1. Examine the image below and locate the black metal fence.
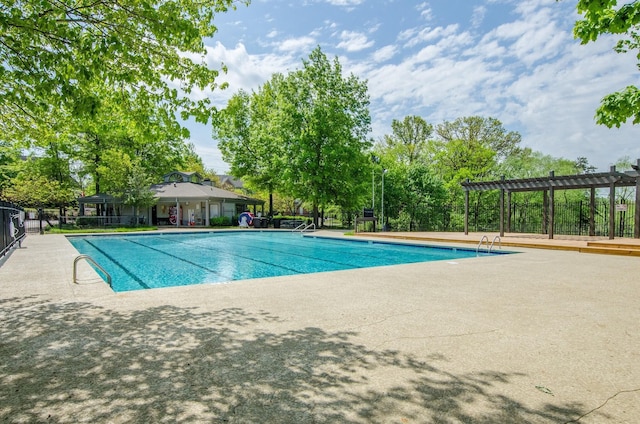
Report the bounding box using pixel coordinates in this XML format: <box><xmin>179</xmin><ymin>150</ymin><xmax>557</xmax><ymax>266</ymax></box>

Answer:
<box><xmin>1</xmin><ymin>201</ymin><xmax>26</xmax><ymax>258</ymax></box>
<box><xmin>389</xmin><ymin>199</ymin><xmax>637</xmax><ymax>238</ymax></box>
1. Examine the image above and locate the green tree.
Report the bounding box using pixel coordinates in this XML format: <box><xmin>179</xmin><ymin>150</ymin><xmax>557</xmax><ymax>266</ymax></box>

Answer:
<box><xmin>0</xmin><ymin>141</ymin><xmax>22</xmax><ymax>195</ymax></box>
<box><xmin>215</xmin><ymin>77</ymin><xmax>288</xmax><ymax>216</ymax></box>
<box><xmin>180</xmin><ymin>142</ymin><xmax>219</xmax><ymax>183</ymax></box>
<box><xmin>70</xmin><ymin>84</ymin><xmax>194</xmax><ymax>194</ymax></box>
<box><xmin>375</xmin><ymin>159</ymin><xmax>447</xmax><ymax>232</ymax></box>
<box><xmin>280</xmin><ymin>47</ymin><xmax>372</xmax><ymax>225</ymax></box>
<box><xmin>433</xmin><ymin>116</ymin><xmax>521</xmax><ymax>200</ymax></box>
<box><xmin>1</xmin><ymin>0</ymin><xmax>247</xmax><ymax>139</ymax></box>
<box><xmin>381</xmin><ymin>116</ymin><xmax>434</xmax><ymax>165</ymax></box>
<box><xmin>573</xmin><ymin>0</ymin><xmax>640</xmax><ymax>127</ymax></box>
<box><xmin>97</xmin><ymin>152</ymin><xmax>156</xmax><ymax>226</ymax></box>
<box><xmin>2</xmin><ymin>157</ymin><xmax>76</xmax><ymax>208</ymax></box>
<box><xmin>119</xmin><ymin>166</ymin><xmax>157</xmax><ymax>227</ymax></box>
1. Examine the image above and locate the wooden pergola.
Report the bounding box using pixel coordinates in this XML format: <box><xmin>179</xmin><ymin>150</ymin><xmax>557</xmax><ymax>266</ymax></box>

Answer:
<box><xmin>461</xmin><ymin>160</ymin><xmax>640</xmax><ymax>240</ymax></box>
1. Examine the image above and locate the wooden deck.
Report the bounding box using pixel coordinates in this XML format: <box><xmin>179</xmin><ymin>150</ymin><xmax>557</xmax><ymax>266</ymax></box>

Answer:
<box><xmin>353</xmin><ymin>231</ymin><xmax>640</xmax><ymax>256</ymax></box>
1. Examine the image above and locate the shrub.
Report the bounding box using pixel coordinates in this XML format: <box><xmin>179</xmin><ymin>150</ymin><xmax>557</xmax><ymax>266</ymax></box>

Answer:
<box><xmin>210</xmin><ymin>216</ymin><xmax>232</xmax><ymax>227</ymax></box>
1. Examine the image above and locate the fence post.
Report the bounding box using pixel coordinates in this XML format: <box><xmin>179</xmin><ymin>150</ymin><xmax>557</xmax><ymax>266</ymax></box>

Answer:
<box><xmin>38</xmin><ymin>208</ymin><xmax>44</xmax><ymax>235</ymax></box>
<box><xmin>464</xmin><ymin>179</ymin><xmax>469</xmax><ymax>235</ymax></box>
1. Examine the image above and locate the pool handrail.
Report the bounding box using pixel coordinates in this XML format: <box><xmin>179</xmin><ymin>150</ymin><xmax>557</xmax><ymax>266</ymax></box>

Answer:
<box><xmin>476</xmin><ymin>235</ymin><xmax>489</xmax><ymax>255</ymax></box>
<box><xmin>292</xmin><ymin>222</ymin><xmax>316</xmax><ymax>233</ymax></box>
<box><xmin>490</xmin><ymin>235</ymin><xmax>502</xmax><ymax>253</ymax></box>
<box><xmin>73</xmin><ymin>254</ymin><xmax>112</xmax><ymax>288</ymax></box>
<box><xmin>292</xmin><ymin>222</ymin><xmax>306</xmax><ymax>232</ymax></box>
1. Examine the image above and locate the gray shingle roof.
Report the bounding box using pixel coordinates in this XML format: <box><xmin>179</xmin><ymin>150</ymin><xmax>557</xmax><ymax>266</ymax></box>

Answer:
<box><xmin>150</xmin><ymin>182</ymin><xmax>262</xmax><ymax>203</ymax></box>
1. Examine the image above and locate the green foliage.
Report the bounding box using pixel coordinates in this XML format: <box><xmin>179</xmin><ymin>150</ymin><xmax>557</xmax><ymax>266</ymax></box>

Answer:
<box><xmin>210</xmin><ymin>216</ymin><xmax>231</xmax><ymax>226</ymax></box>
<box><xmin>102</xmin><ymin>159</ymin><xmax>157</xmax><ymax>226</ymax></box>
<box><xmin>0</xmin><ymin>0</ymin><xmax>248</xmax><ymax>138</ymax></box>
<box><xmin>215</xmin><ymin>46</ymin><xmax>372</xmax><ymax>223</ymax></box>
<box><xmin>2</xmin><ymin>171</ymin><xmax>75</xmax><ymax>207</ymax></box>
<box><xmin>573</xmin><ymin>0</ymin><xmax>640</xmax><ymax>127</ymax></box>
<box><xmin>432</xmin><ymin>116</ymin><xmax>520</xmax><ymax>201</ymax></box>
<box><xmin>381</xmin><ymin>116</ymin><xmax>434</xmax><ymax>165</ymax></box>
<box><xmin>282</xmin><ymin>47</ymin><xmax>372</xmax><ymax>221</ymax></box>
<box><xmin>215</xmin><ymin>80</ymin><xmax>287</xmax><ymax>215</ymax></box>
<box><xmin>597</xmin><ymin>85</ymin><xmax>640</xmax><ymax>127</ymax></box>
<box><xmin>1</xmin><ymin>152</ymin><xmax>77</xmax><ymax>207</ymax></box>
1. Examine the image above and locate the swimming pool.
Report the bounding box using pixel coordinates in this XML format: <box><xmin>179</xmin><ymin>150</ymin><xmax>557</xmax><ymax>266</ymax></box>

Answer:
<box><xmin>68</xmin><ymin>231</ymin><xmax>506</xmax><ymax>292</ymax></box>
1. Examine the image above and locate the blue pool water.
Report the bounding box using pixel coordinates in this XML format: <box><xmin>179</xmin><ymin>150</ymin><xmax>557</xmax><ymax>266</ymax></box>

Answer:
<box><xmin>68</xmin><ymin>231</ymin><xmax>505</xmax><ymax>292</ymax></box>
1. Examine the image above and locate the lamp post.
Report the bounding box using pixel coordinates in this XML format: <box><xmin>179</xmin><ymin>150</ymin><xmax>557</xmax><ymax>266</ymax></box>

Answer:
<box><xmin>372</xmin><ymin>169</ymin><xmax>375</xmax><ymax>209</ymax></box>
<box><xmin>381</xmin><ymin>168</ymin><xmax>387</xmax><ymax>231</ymax></box>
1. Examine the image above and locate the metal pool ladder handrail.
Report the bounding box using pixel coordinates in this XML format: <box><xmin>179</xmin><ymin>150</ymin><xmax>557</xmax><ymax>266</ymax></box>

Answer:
<box><xmin>292</xmin><ymin>222</ymin><xmax>306</xmax><ymax>232</ymax></box>
<box><xmin>292</xmin><ymin>223</ymin><xmax>316</xmax><ymax>232</ymax></box>
<box><xmin>476</xmin><ymin>235</ymin><xmax>489</xmax><ymax>254</ymax></box>
<box><xmin>490</xmin><ymin>235</ymin><xmax>502</xmax><ymax>253</ymax></box>
<box><xmin>73</xmin><ymin>254</ymin><xmax>112</xmax><ymax>288</ymax></box>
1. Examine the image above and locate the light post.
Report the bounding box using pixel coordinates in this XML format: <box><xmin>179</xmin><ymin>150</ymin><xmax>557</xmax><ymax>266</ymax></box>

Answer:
<box><xmin>381</xmin><ymin>168</ymin><xmax>387</xmax><ymax>231</ymax></box>
<box><xmin>372</xmin><ymin>169</ymin><xmax>375</xmax><ymax>209</ymax></box>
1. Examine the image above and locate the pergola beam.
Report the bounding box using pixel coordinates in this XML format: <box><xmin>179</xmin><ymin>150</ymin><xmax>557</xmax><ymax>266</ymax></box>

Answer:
<box><xmin>461</xmin><ymin>162</ymin><xmax>640</xmax><ymax>239</ymax></box>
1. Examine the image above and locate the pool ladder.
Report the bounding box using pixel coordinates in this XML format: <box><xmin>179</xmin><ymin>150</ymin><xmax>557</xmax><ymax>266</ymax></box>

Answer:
<box><xmin>292</xmin><ymin>222</ymin><xmax>316</xmax><ymax>233</ymax></box>
<box><xmin>73</xmin><ymin>254</ymin><xmax>112</xmax><ymax>288</ymax></box>
<box><xmin>477</xmin><ymin>235</ymin><xmax>501</xmax><ymax>255</ymax></box>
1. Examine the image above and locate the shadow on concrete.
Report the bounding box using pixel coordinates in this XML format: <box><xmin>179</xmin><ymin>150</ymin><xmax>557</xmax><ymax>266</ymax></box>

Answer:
<box><xmin>0</xmin><ymin>296</ymin><xmax>586</xmax><ymax>423</ymax></box>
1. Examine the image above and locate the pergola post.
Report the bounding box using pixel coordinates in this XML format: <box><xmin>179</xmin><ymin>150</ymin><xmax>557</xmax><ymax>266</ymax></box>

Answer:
<box><xmin>635</xmin><ymin>159</ymin><xmax>640</xmax><ymax>239</ymax></box>
<box><xmin>589</xmin><ymin>187</ymin><xmax>596</xmax><ymax>237</ymax></box>
<box><xmin>609</xmin><ymin>165</ymin><xmax>616</xmax><ymax>239</ymax></box>
<box><xmin>548</xmin><ymin>171</ymin><xmax>554</xmax><ymax>239</ymax></box>
<box><xmin>507</xmin><ymin>191</ymin><xmax>512</xmax><ymax>233</ymax></box>
<box><xmin>464</xmin><ymin>179</ymin><xmax>469</xmax><ymax>235</ymax></box>
<box><xmin>542</xmin><ymin>189</ymin><xmax>548</xmax><ymax>235</ymax></box>
<box><xmin>499</xmin><ymin>175</ymin><xmax>505</xmax><ymax>237</ymax></box>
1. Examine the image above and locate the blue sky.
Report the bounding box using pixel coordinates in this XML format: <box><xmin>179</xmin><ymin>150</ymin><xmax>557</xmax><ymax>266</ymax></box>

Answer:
<box><xmin>183</xmin><ymin>0</ymin><xmax>640</xmax><ymax>173</ymax></box>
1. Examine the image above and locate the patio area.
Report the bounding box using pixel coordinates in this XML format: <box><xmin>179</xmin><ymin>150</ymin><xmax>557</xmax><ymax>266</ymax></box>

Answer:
<box><xmin>0</xmin><ymin>230</ymin><xmax>639</xmax><ymax>423</ymax></box>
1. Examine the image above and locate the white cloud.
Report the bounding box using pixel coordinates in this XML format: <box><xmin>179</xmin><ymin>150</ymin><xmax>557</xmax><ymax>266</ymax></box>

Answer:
<box><xmin>471</xmin><ymin>6</ymin><xmax>486</xmax><ymax>28</ymax></box>
<box><xmin>323</xmin><ymin>0</ymin><xmax>364</xmax><ymax>5</ymax></box>
<box><xmin>355</xmin><ymin>0</ymin><xmax>640</xmax><ymax>169</ymax></box>
<box><xmin>336</xmin><ymin>30</ymin><xmax>375</xmax><ymax>52</ymax></box>
<box><xmin>417</xmin><ymin>2</ymin><xmax>433</xmax><ymax>22</ymax></box>
<box><xmin>186</xmin><ymin>0</ymin><xmax>640</xmax><ymax>172</ymax></box>
<box><xmin>277</xmin><ymin>36</ymin><xmax>317</xmax><ymax>53</ymax></box>
<box><xmin>401</xmin><ymin>24</ymin><xmax>460</xmax><ymax>48</ymax></box>
<box><xmin>371</xmin><ymin>45</ymin><xmax>397</xmax><ymax>63</ymax></box>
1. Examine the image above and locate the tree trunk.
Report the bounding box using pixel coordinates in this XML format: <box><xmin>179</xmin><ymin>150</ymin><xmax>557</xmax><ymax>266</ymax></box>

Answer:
<box><xmin>313</xmin><ymin>203</ymin><xmax>319</xmax><ymax>227</ymax></box>
<box><xmin>269</xmin><ymin>192</ymin><xmax>273</xmax><ymax>217</ymax></box>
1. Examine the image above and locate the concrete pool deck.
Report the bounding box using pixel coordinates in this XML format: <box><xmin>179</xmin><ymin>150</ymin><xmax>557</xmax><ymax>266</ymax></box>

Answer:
<box><xmin>1</xmin><ymin>231</ymin><xmax>639</xmax><ymax>423</ymax></box>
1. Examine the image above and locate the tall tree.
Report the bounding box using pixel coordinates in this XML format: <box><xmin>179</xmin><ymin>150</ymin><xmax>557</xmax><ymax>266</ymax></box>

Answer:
<box><xmin>215</xmin><ymin>76</ymin><xmax>288</xmax><ymax>216</ymax></box>
<box><xmin>280</xmin><ymin>46</ymin><xmax>372</xmax><ymax>225</ymax></box>
<box><xmin>70</xmin><ymin>83</ymin><xmax>194</xmax><ymax>194</ymax></box>
<box><xmin>1</xmin><ymin>0</ymin><xmax>247</xmax><ymax>140</ymax></box>
<box><xmin>433</xmin><ymin>116</ymin><xmax>521</xmax><ymax>200</ymax></box>
<box><xmin>381</xmin><ymin>116</ymin><xmax>434</xmax><ymax>165</ymax></box>
<box><xmin>436</xmin><ymin>116</ymin><xmax>521</xmax><ymax>163</ymax></box>
<box><xmin>573</xmin><ymin>0</ymin><xmax>640</xmax><ymax>127</ymax></box>
<box><xmin>2</xmin><ymin>156</ymin><xmax>76</xmax><ymax>208</ymax></box>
